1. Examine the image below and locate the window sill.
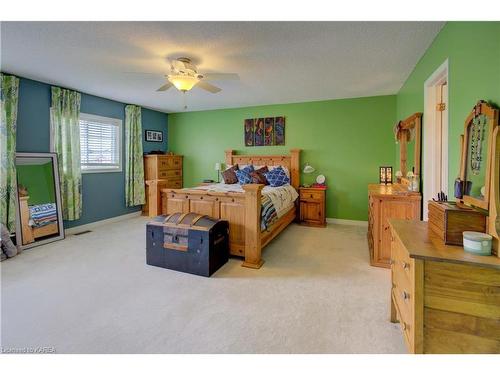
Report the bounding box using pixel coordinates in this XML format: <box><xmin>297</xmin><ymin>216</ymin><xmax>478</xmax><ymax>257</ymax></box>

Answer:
<box><xmin>81</xmin><ymin>168</ymin><xmax>122</xmax><ymax>174</ymax></box>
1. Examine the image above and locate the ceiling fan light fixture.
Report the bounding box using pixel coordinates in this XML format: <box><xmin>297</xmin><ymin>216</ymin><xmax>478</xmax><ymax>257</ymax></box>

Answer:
<box><xmin>168</xmin><ymin>75</ymin><xmax>199</xmax><ymax>92</ymax></box>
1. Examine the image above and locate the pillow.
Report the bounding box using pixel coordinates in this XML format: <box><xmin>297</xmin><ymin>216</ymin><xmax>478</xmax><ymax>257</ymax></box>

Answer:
<box><xmin>268</xmin><ymin>165</ymin><xmax>290</xmax><ymax>178</ymax></box>
<box><xmin>264</xmin><ymin>166</ymin><xmax>290</xmax><ymax>187</ymax></box>
<box><xmin>222</xmin><ymin>165</ymin><xmax>239</xmax><ymax>184</ymax></box>
<box><xmin>235</xmin><ymin>165</ymin><xmax>255</xmax><ymax>185</ymax></box>
<box><xmin>250</xmin><ymin>166</ymin><xmax>269</xmax><ymax>185</ymax></box>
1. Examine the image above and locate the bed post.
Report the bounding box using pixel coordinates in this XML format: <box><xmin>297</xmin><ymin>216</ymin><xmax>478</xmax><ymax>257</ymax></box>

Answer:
<box><xmin>225</xmin><ymin>149</ymin><xmax>234</xmax><ymax>166</ymax></box>
<box><xmin>290</xmin><ymin>148</ymin><xmax>301</xmax><ymax>190</ymax></box>
<box><xmin>242</xmin><ymin>184</ymin><xmax>264</xmax><ymax>268</ymax></box>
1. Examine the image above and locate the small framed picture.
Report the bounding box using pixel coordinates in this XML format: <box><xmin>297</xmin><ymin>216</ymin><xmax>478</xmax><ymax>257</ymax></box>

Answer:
<box><xmin>145</xmin><ymin>130</ymin><xmax>163</xmax><ymax>142</ymax></box>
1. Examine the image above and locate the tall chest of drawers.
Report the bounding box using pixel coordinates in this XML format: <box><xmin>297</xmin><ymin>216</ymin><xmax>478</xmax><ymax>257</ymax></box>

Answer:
<box><xmin>389</xmin><ymin>219</ymin><xmax>500</xmax><ymax>354</ymax></box>
<box><xmin>143</xmin><ymin>154</ymin><xmax>183</xmax><ymax>216</ymax></box>
<box><xmin>367</xmin><ymin>184</ymin><xmax>421</xmax><ymax>268</ymax></box>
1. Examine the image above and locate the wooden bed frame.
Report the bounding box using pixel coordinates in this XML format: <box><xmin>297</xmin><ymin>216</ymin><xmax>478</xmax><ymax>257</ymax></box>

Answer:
<box><xmin>19</xmin><ymin>195</ymin><xmax>59</xmax><ymax>245</ymax></box>
<box><xmin>161</xmin><ymin>149</ymin><xmax>301</xmax><ymax>268</ymax></box>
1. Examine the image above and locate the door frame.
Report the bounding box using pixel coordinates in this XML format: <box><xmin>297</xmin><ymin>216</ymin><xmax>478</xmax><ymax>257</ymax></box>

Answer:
<box><xmin>423</xmin><ymin>59</ymin><xmax>449</xmax><ymax>220</ymax></box>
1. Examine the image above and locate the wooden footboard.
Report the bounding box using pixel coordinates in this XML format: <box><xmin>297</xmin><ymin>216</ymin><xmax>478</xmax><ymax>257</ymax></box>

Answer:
<box><xmin>161</xmin><ymin>184</ymin><xmax>268</xmax><ymax>268</ymax></box>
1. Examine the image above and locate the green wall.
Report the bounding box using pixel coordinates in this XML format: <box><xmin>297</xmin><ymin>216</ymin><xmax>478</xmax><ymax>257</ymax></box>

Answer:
<box><xmin>17</xmin><ymin>162</ymin><xmax>56</xmax><ymax>206</ymax></box>
<box><xmin>397</xmin><ymin>21</ymin><xmax>500</xmax><ymax>197</ymax></box>
<box><xmin>169</xmin><ymin>95</ymin><xmax>396</xmax><ymax>221</ymax></box>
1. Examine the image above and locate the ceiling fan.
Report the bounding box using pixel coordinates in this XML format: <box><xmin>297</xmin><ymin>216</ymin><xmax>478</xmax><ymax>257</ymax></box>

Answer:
<box><xmin>156</xmin><ymin>57</ymin><xmax>239</xmax><ymax>94</ymax></box>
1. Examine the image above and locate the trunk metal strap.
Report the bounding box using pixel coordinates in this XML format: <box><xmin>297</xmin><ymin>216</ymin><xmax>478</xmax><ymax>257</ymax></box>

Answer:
<box><xmin>190</xmin><ymin>214</ymin><xmax>206</xmax><ymax>226</ymax></box>
<box><xmin>176</xmin><ymin>213</ymin><xmax>190</xmax><ymax>224</ymax></box>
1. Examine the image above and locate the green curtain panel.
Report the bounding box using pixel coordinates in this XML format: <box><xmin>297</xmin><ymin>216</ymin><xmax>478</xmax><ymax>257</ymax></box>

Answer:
<box><xmin>50</xmin><ymin>87</ymin><xmax>82</xmax><ymax>221</ymax></box>
<box><xmin>0</xmin><ymin>74</ymin><xmax>20</xmax><ymax>232</ymax></box>
<box><xmin>125</xmin><ymin>105</ymin><xmax>145</xmax><ymax>206</ymax></box>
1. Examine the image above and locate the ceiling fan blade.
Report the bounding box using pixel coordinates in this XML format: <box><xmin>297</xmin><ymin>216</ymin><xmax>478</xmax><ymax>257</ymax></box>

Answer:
<box><xmin>202</xmin><ymin>73</ymin><xmax>239</xmax><ymax>81</ymax></box>
<box><xmin>123</xmin><ymin>71</ymin><xmax>162</xmax><ymax>76</ymax></box>
<box><xmin>156</xmin><ymin>82</ymin><xmax>173</xmax><ymax>92</ymax></box>
<box><xmin>196</xmin><ymin>80</ymin><xmax>222</xmax><ymax>93</ymax></box>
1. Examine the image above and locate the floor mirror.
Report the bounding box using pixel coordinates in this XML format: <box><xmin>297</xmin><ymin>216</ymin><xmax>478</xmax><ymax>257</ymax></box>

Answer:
<box><xmin>15</xmin><ymin>152</ymin><xmax>65</xmax><ymax>249</ymax></box>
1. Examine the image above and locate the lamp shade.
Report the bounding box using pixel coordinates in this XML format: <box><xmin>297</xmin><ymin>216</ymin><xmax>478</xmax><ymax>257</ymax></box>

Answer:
<box><xmin>168</xmin><ymin>75</ymin><xmax>199</xmax><ymax>92</ymax></box>
<box><xmin>303</xmin><ymin>163</ymin><xmax>315</xmax><ymax>174</ymax></box>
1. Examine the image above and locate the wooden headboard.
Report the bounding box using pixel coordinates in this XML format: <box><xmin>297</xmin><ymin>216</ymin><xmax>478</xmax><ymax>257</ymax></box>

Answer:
<box><xmin>225</xmin><ymin>149</ymin><xmax>301</xmax><ymax>189</ymax></box>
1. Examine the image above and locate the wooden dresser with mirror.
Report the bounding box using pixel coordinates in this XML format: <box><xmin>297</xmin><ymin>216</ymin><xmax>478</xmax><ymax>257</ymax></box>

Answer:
<box><xmin>389</xmin><ymin>101</ymin><xmax>500</xmax><ymax>353</ymax></box>
<box><xmin>368</xmin><ymin>113</ymin><xmax>422</xmax><ymax>268</ymax></box>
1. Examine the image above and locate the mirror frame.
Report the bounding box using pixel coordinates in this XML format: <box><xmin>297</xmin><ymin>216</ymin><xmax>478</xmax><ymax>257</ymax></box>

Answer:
<box><xmin>397</xmin><ymin>112</ymin><xmax>422</xmax><ymax>179</ymax></box>
<box><xmin>15</xmin><ymin>152</ymin><xmax>65</xmax><ymax>250</ymax></box>
<box><xmin>488</xmin><ymin>126</ymin><xmax>500</xmax><ymax>256</ymax></box>
<box><xmin>459</xmin><ymin>101</ymin><xmax>499</xmax><ymax>211</ymax></box>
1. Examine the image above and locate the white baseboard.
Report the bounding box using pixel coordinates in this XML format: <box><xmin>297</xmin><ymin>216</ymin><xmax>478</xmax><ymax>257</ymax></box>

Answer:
<box><xmin>326</xmin><ymin>218</ymin><xmax>368</xmax><ymax>227</ymax></box>
<box><xmin>65</xmin><ymin>211</ymin><xmax>142</xmax><ymax>235</ymax></box>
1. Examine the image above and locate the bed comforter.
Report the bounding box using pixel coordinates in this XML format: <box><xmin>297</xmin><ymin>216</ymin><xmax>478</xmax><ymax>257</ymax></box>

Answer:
<box><xmin>29</xmin><ymin>203</ymin><xmax>57</xmax><ymax>227</ymax></box>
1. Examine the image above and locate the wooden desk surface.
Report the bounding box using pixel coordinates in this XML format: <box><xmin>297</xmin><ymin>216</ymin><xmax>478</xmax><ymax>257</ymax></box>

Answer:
<box><xmin>389</xmin><ymin>219</ymin><xmax>500</xmax><ymax>270</ymax></box>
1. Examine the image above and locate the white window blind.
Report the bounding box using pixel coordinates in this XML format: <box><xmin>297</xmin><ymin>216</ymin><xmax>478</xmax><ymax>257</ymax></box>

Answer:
<box><xmin>79</xmin><ymin>113</ymin><xmax>122</xmax><ymax>172</ymax></box>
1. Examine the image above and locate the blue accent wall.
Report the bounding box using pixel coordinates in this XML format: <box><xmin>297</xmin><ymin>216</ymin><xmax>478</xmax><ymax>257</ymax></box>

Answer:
<box><xmin>15</xmin><ymin>76</ymin><xmax>168</xmax><ymax>228</ymax></box>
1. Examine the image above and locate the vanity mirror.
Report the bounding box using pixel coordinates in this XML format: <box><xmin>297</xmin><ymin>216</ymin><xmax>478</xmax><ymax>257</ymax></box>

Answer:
<box><xmin>395</xmin><ymin>112</ymin><xmax>422</xmax><ymax>182</ymax></box>
<box><xmin>459</xmin><ymin>101</ymin><xmax>499</xmax><ymax>211</ymax></box>
<box><xmin>15</xmin><ymin>152</ymin><xmax>65</xmax><ymax>249</ymax></box>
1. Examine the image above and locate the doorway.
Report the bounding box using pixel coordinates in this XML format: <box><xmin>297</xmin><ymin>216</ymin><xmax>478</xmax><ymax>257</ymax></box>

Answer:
<box><xmin>423</xmin><ymin>60</ymin><xmax>449</xmax><ymax>220</ymax></box>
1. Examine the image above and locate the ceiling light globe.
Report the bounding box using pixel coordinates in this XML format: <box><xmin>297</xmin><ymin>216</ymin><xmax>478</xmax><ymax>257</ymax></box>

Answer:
<box><xmin>168</xmin><ymin>75</ymin><xmax>199</xmax><ymax>92</ymax></box>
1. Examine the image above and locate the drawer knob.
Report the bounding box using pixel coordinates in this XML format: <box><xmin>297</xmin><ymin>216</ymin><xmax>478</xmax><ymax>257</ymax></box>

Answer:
<box><xmin>402</xmin><ymin>291</ymin><xmax>410</xmax><ymax>300</ymax></box>
<box><xmin>402</xmin><ymin>261</ymin><xmax>410</xmax><ymax>270</ymax></box>
<box><xmin>310</xmin><ymin>194</ymin><xmax>313</xmax><ymax>198</ymax></box>
<box><xmin>402</xmin><ymin>322</ymin><xmax>409</xmax><ymax>331</ymax></box>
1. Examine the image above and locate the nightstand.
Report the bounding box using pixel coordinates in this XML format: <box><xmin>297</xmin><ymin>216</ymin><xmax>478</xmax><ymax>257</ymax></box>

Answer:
<box><xmin>299</xmin><ymin>187</ymin><xmax>326</xmax><ymax>227</ymax></box>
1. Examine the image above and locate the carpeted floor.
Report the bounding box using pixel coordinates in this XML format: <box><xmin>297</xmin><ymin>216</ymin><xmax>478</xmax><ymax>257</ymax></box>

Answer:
<box><xmin>1</xmin><ymin>217</ymin><xmax>405</xmax><ymax>353</ymax></box>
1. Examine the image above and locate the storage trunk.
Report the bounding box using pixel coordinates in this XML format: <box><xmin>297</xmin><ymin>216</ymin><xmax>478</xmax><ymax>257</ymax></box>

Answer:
<box><xmin>146</xmin><ymin>213</ymin><xmax>229</xmax><ymax>277</ymax></box>
<box><xmin>427</xmin><ymin>201</ymin><xmax>487</xmax><ymax>245</ymax></box>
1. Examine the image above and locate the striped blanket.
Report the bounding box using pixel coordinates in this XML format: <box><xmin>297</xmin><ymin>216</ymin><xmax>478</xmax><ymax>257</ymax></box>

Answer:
<box><xmin>29</xmin><ymin>203</ymin><xmax>57</xmax><ymax>227</ymax></box>
<box><xmin>261</xmin><ymin>195</ymin><xmax>278</xmax><ymax>231</ymax></box>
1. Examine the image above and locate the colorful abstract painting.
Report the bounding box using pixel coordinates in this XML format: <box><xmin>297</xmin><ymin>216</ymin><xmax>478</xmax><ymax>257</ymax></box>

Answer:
<box><xmin>254</xmin><ymin>118</ymin><xmax>265</xmax><ymax>146</ymax></box>
<box><xmin>274</xmin><ymin>116</ymin><xmax>285</xmax><ymax>145</ymax></box>
<box><xmin>264</xmin><ymin>117</ymin><xmax>274</xmax><ymax>146</ymax></box>
<box><xmin>244</xmin><ymin>116</ymin><xmax>285</xmax><ymax>146</ymax></box>
<box><xmin>244</xmin><ymin>119</ymin><xmax>254</xmax><ymax>146</ymax></box>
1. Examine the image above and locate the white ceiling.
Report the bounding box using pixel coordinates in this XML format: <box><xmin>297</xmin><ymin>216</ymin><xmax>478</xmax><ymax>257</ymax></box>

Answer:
<box><xmin>0</xmin><ymin>22</ymin><xmax>444</xmax><ymax>113</ymax></box>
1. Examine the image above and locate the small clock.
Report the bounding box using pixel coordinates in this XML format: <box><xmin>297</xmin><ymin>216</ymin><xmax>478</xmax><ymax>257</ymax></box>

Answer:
<box><xmin>316</xmin><ymin>174</ymin><xmax>326</xmax><ymax>184</ymax></box>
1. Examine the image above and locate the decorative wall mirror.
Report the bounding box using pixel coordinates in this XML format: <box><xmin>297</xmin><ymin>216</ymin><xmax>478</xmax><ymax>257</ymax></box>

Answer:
<box><xmin>15</xmin><ymin>152</ymin><xmax>65</xmax><ymax>249</ymax></box>
<box><xmin>459</xmin><ymin>101</ymin><xmax>499</xmax><ymax>211</ymax></box>
<box><xmin>395</xmin><ymin>112</ymin><xmax>422</xmax><ymax>180</ymax></box>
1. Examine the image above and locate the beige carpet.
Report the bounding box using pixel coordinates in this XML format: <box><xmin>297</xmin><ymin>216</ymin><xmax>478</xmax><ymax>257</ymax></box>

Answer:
<box><xmin>1</xmin><ymin>217</ymin><xmax>406</xmax><ymax>353</ymax></box>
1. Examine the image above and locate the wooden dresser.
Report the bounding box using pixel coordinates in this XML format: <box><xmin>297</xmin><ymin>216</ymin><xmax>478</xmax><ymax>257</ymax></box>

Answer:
<box><xmin>389</xmin><ymin>219</ymin><xmax>500</xmax><ymax>353</ymax></box>
<box><xmin>367</xmin><ymin>184</ymin><xmax>421</xmax><ymax>268</ymax></box>
<box><xmin>143</xmin><ymin>154</ymin><xmax>183</xmax><ymax>217</ymax></box>
<box><xmin>299</xmin><ymin>187</ymin><xmax>326</xmax><ymax>227</ymax></box>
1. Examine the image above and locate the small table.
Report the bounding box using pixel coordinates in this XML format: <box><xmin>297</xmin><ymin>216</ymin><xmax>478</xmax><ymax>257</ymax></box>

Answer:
<box><xmin>298</xmin><ymin>186</ymin><xmax>326</xmax><ymax>227</ymax></box>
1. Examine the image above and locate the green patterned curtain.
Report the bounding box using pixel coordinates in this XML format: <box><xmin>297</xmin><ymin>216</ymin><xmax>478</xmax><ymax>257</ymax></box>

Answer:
<box><xmin>0</xmin><ymin>74</ymin><xmax>20</xmax><ymax>232</ymax></box>
<box><xmin>125</xmin><ymin>105</ymin><xmax>145</xmax><ymax>206</ymax></box>
<box><xmin>50</xmin><ymin>87</ymin><xmax>82</xmax><ymax>221</ymax></box>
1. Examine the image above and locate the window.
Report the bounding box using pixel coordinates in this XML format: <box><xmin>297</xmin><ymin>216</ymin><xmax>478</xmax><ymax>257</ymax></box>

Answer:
<box><xmin>79</xmin><ymin>113</ymin><xmax>122</xmax><ymax>173</ymax></box>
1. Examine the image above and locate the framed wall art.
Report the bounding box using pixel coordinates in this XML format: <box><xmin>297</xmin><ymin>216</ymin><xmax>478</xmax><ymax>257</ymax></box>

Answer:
<box><xmin>243</xmin><ymin>116</ymin><xmax>285</xmax><ymax>146</ymax></box>
<box><xmin>145</xmin><ymin>130</ymin><xmax>163</xmax><ymax>143</ymax></box>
